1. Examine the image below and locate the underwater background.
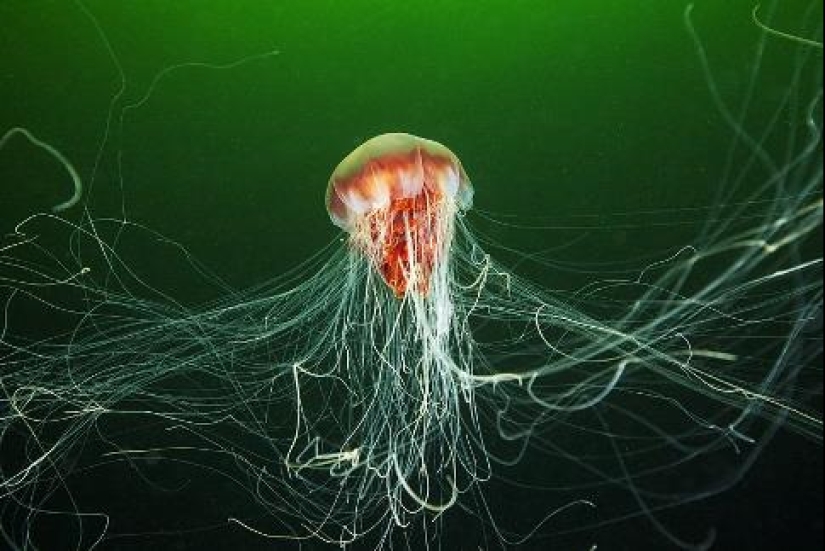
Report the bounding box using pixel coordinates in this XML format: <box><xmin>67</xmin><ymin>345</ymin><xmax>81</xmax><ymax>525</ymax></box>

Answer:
<box><xmin>1</xmin><ymin>0</ymin><xmax>822</xmax><ymax>549</ymax></box>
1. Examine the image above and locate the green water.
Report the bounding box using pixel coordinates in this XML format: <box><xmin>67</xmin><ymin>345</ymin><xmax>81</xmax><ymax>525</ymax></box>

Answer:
<box><xmin>2</xmin><ymin>1</ymin><xmax>799</xmax><ymax>288</ymax></box>
<box><xmin>0</xmin><ymin>1</ymin><xmax>822</xmax><ymax>549</ymax></box>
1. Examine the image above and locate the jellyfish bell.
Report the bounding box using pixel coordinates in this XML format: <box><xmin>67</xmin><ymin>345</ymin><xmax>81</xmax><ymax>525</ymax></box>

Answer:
<box><xmin>326</xmin><ymin>133</ymin><xmax>473</xmax><ymax>296</ymax></box>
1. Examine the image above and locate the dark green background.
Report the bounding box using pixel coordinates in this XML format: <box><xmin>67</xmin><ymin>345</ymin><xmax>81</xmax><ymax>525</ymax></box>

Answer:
<box><xmin>1</xmin><ymin>1</ymin><xmax>821</xmax><ymax>549</ymax></box>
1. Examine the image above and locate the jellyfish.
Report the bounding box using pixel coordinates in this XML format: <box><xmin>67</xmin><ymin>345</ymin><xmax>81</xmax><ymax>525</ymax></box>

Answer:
<box><xmin>326</xmin><ymin>133</ymin><xmax>473</xmax><ymax>297</ymax></box>
<box><xmin>0</xmin><ymin>2</ymin><xmax>822</xmax><ymax>551</ymax></box>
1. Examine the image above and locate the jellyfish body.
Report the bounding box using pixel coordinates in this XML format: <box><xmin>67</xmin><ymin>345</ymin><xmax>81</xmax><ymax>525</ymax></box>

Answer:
<box><xmin>326</xmin><ymin>133</ymin><xmax>473</xmax><ymax>296</ymax></box>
